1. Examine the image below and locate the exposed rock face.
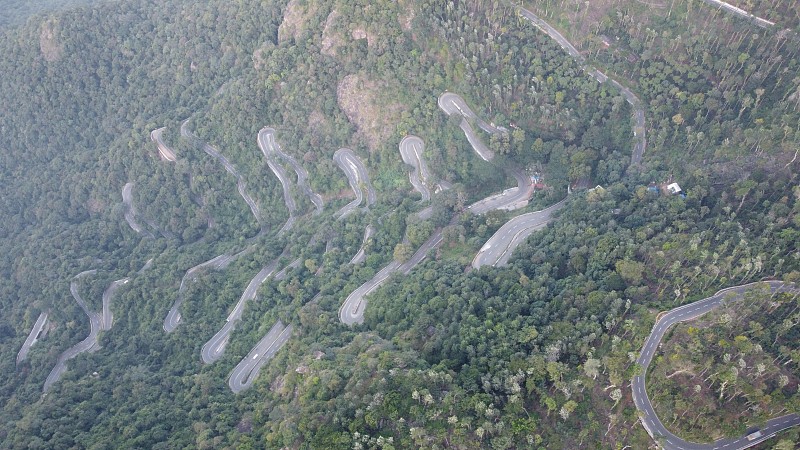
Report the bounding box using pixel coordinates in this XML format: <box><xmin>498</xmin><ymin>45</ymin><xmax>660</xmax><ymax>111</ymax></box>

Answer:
<box><xmin>320</xmin><ymin>10</ymin><xmax>341</xmax><ymax>56</ymax></box>
<box><xmin>398</xmin><ymin>0</ymin><xmax>415</xmax><ymax>31</ymax></box>
<box><xmin>278</xmin><ymin>0</ymin><xmax>318</xmax><ymax>43</ymax></box>
<box><xmin>336</xmin><ymin>73</ymin><xmax>406</xmax><ymax>152</ymax></box>
<box><xmin>39</xmin><ymin>19</ymin><xmax>64</xmax><ymax>62</ymax></box>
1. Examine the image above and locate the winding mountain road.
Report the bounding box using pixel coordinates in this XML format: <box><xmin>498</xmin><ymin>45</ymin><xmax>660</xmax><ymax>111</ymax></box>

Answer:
<box><xmin>333</xmin><ymin>148</ymin><xmax>376</xmax><ymax>218</ymax></box>
<box><xmin>633</xmin><ymin>281</ymin><xmax>800</xmax><ymax>450</ymax></box>
<box><xmin>228</xmin><ymin>321</ymin><xmax>292</xmax><ymax>393</ymax></box>
<box><xmin>466</xmin><ymin>166</ymin><xmax>534</xmax><ymax>215</ymax></box>
<box><xmin>43</xmin><ymin>271</ymin><xmax>102</xmax><ymax>393</ymax></box>
<box><xmin>268</xmin><ymin>134</ymin><xmax>324</xmax><ymax>215</ymax></box>
<box><xmin>121</xmin><ymin>182</ymin><xmax>150</xmax><ymax>235</ymax></box>
<box><xmin>339</xmin><ymin>228</ymin><xmax>444</xmax><ymax>325</ymax></box>
<box><xmin>398</xmin><ymin>135</ymin><xmax>432</xmax><ymax>202</ymax></box>
<box><xmin>101</xmin><ymin>278</ymin><xmax>130</xmax><ymax>331</ymax></box>
<box><xmin>516</xmin><ymin>6</ymin><xmax>647</xmax><ymax>166</ymax></box>
<box><xmin>339</xmin><ymin>260</ymin><xmax>402</xmax><ymax>325</ymax></box>
<box><xmin>150</xmin><ymin>127</ymin><xmax>177</xmax><ymax>162</ymax></box>
<box><xmin>438</xmin><ymin>93</ymin><xmax>498</xmax><ymax>162</ymax></box>
<box><xmin>438</xmin><ymin>92</ymin><xmax>533</xmax><ymax>213</ymax></box>
<box><xmin>163</xmin><ymin>251</ymin><xmax>247</xmax><ymax>333</ymax></box>
<box><xmin>349</xmin><ymin>225</ymin><xmax>374</xmax><ymax>265</ymax></box>
<box><xmin>16</xmin><ymin>312</ymin><xmax>48</xmax><ymax>365</ymax></box>
<box><xmin>275</xmin><ymin>257</ymin><xmax>301</xmax><ymax>281</ymax></box>
<box><xmin>472</xmin><ymin>198</ymin><xmax>567</xmax><ymax>269</ymax></box>
<box><xmin>699</xmin><ymin>0</ymin><xmax>774</xmax><ymax>28</ymax></box>
<box><xmin>258</xmin><ymin>128</ymin><xmax>298</xmax><ymax>233</ymax></box>
<box><xmin>181</xmin><ymin>120</ymin><xmax>262</xmax><ymax>226</ymax></box>
<box><xmin>200</xmin><ymin>255</ymin><xmax>284</xmax><ymax>364</ymax></box>
<box><xmin>341</xmin><ymin>93</ymin><xmax>538</xmax><ymax>325</ymax></box>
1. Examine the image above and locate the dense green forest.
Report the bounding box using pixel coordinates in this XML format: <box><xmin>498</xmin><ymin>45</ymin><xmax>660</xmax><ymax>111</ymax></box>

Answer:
<box><xmin>0</xmin><ymin>0</ymin><xmax>108</xmax><ymax>27</ymax></box>
<box><xmin>0</xmin><ymin>0</ymin><xmax>799</xmax><ymax>448</ymax></box>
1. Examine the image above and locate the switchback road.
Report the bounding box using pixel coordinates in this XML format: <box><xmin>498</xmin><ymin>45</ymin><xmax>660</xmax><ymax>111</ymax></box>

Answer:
<box><xmin>201</xmin><ymin>254</ymin><xmax>283</xmax><ymax>364</ymax></box>
<box><xmin>466</xmin><ymin>166</ymin><xmax>534</xmax><ymax>215</ymax></box>
<box><xmin>633</xmin><ymin>281</ymin><xmax>800</xmax><ymax>450</ymax></box>
<box><xmin>44</xmin><ymin>271</ymin><xmax>103</xmax><ymax>393</ymax></box>
<box><xmin>341</xmin><ymin>93</ymin><xmax>536</xmax><ymax>326</ymax></box>
<box><xmin>339</xmin><ymin>260</ymin><xmax>401</xmax><ymax>325</ymax></box>
<box><xmin>163</xmin><ymin>251</ymin><xmax>246</xmax><ymax>333</ymax></box>
<box><xmin>258</xmin><ymin>128</ymin><xmax>298</xmax><ymax>233</ymax></box>
<box><xmin>399</xmin><ymin>135</ymin><xmax>432</xmax><ymax>202</ymax></box>
<box><xmin>439</xmin><ymin>92</ymin><xmax>533</xmax><ymax>213</ymax></box>
<box><xmin>699</xmin><ymin>0</ymin><xmax>774</xmax><ymax>28</ymax></box>
<box><xmin>438</xmin><ymin>92</ymin><xmax>498</xmax><ymax>162</ymax></box>
<box><xmin>275</xmin><ymin>258</ymin><xmax>301</xmax><ymax>281</ymax></box>
<box><xmin>516</xmin><ymin>6</ymin><xmax>647</xmax><ymax>166</ymax></box>
<box><xmin>121</xmin><ymin>182</ymin><xmax>150</xmax><ymax>235</ymax></box>
<box><xmin>333</xmin><ymin>148</ymin><xmax>375</xmax><ymax>218</ymax></box>
<box><xmin>349</xmin><ymin>225</ymin><xmax>374</xmax><ymax>265</ymax></box>
<box><xmin>101</xmin><ymin>278</ymin><xmax>129</xmax><ymax>331</ymax></box>
<box><xmin>228</xmin><ymin>321</ymin><xmax>292</xmax><ymax>393</ymax></box>
<box><xmin>16</xmin><ymin>312</ymin><xmax>48</xmax><ymax>365</ymax></box>
<box><xmin>472</xmin><ymin>198</ymin><xmax>567</xmax><ymax>269</ymax></box>
<box><xmin>339</xmin><ymin>228</ymin><xmax>444</xmax><ymax>325</ymax></box>
<box><xmin>181</xmin><ymin>119</ymin><xmax>262</xmax><ymax>226</ymax></box>
<box><xmin>150</xmin><ymin>127</ymin><xmax>177</xmax><ymax>162</ymax></box>
<box><xmin>267</xmin><ymin>134</ymin><xmax>324</xmax><ymax>215</ymax></box>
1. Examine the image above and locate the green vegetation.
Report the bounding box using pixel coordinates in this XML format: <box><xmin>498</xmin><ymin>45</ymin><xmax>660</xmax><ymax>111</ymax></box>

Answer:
<box><xmin>648</xmin><ymin>286</ymin><xmax>800</xmax><ymax>442</ymax></box>
<box><xmin>0</xmin><ymin>0</ymin><xmax>108</xmax><ymax>28</ymax></box>
<box><xmin>0</xmin><ymin>0</ymin><xmax>798</xmax><ymax>448</ymax></box>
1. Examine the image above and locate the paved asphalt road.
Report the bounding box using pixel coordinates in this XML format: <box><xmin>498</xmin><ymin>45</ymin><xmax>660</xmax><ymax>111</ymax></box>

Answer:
<box><xmin>44</xmin><ymin>271</ymin><xmax>103</xmax><ymax>393</ymax></box>
<box><xmin>258</xmin><ymin>127</ymin><xmax>298</xmax><ymax>232</ymax></box>
<box><xmin>438</xmin><ymin>92</ymin><xmax>496</xmax><ymax>162</ymax></box>
<box><xmin>228</xmin><ymin>321</ymin><xmax>292</xmax><ymax>393</ymax></box>
<box><xmin>121</xmin><ymin>182</ymin><xmax>150</xmax><ymax>235</ymax></box>
<box><xmin>399</xmin><ymin>230</ymin><xmax>443</xmax><ymax>275</ymax></box>
<box><xmin>608</xmin><ymin>79</ymin><xmax>647</xmax><ymax>166</ymax></box>
<box><xmin>339</xmin><ymin>260</ymin><xmax>402</xmax><ymax>325</ymax></box>
<box><xmin>163</xmin><ymin>252</ymin><xmax>242</xmax><ymax>333</ymax></box>
<box><xmin>399</xmin><ymin>135</ymin><xmax>432</xmax><ymax>202</ymax></box>
<box><xmin>516</xmin><ymin>7</ymin><xmax>584</xmax><ymax>63</ymax></box>
<box><xmin>101</xmin><ymin>278</ymin><xmax>130</xmax><ymax>331</ymax></box>
<box><xmin>267</xmin><ymin>134</ymin><xmax>324</xmax><ymax>215</ymax></box>
<box><xmin>439</xmin><ymin>92</ymin><xmax>533</xmax><ymax>214</ymax></box>
<box><xmin>516</xmin><ymin>6</ymin><xmax>647</xmax><ymax>166</ymax></box>
<box><xmin>275</xmin><ymin>257</ymin><xmax>301</xmax><ymax>281</ymax></box>
<box><xmin>333</xmin><ymin>148</ymin><xmax>375</xmax><ymax>217</ymax></box>
<box><xmin>150</xmin><ymin>127</ymin><xmax>177</xmax><ymax>162</ymax></box>
<box><xmin>181</xmin><ymin>120</ymin><xmax>263</xmax><ymax>226</ymax></box>
<box><xmin>17</xmin><ymin>312</ymin><xmax>48</xmax><ymax>365</ymax></box>
<box><xmin>633</xmin><ymin>281</ymin><xmax>800</xmax><ymax>450</ymax></box>
<box><xmin>339</xmin><ymin>229</ymin><xmax>444</xmax><ymax>325</ymax></box>
<box><xmin>349</xmin><ymin>225</ymin><xmax>374</xmax><ymax>265</ymax></box>
<box><xmin>466</xmin><ymin>166</ymin><xmax>534</xmax><ymax>215</ymax></box>
<box><xmin>201</xmin><ymin>256</ymin><xmax>283</xmax><ymax>364</ymax></box>
<box><xmin>473</xmin><ymin>198</ymin><xmax>567</xmax><ymax>269</ymax></box>
<box><xmin>699</xmin><ymin>0</ymin><xmax>774</xmax><ymax>28</ymax></box>
<box><xmin>340</xmin><ymin>92</ymin><xmax>536</xmax><ymax>326</ymax></box>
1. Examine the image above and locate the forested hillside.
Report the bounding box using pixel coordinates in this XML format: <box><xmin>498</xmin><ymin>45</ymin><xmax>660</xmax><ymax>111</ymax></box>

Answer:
<box><xmin>0</xmin><ymin>0</ymin><xmax>108</xmax><ymax>27</ymax></box>
<box><xmin>0</xmin><ymin>0</ymin><xmax>799</xmax><ymax>448</ymax></box>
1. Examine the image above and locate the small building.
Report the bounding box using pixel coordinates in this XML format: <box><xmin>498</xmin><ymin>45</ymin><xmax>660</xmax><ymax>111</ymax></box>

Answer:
<box><xmin>666</xmin><ymin>183</ymin><xmax>682</xmax><ymax>195</ymax></box>
<box><xmin>530</xmin><ymin>173</ymin><xmax>546</xmax><ymax>190</ymax></box>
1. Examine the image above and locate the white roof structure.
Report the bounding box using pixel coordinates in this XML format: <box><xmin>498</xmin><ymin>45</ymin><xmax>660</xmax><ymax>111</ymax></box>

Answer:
<box><xmin>666</xmin><ymin>183</ymin><xmax>682</xmax><ymax>194</ymax></box>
